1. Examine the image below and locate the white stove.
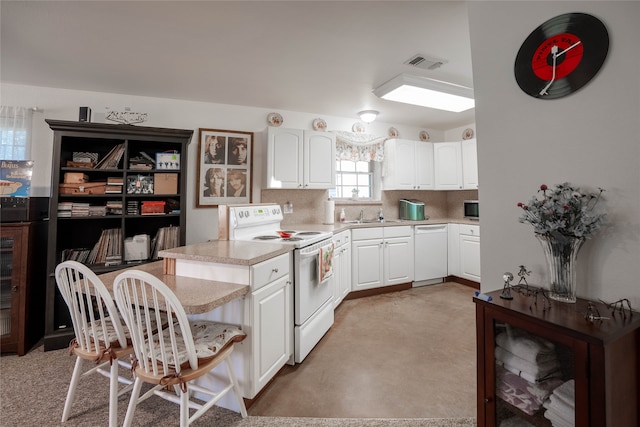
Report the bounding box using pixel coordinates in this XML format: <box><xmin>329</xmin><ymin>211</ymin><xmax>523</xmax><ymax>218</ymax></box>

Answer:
<box><xmin>227</xmin><ymin>204</ymin><xmax>335</xmax><ymax>363</ymax></box>
<box><xmin>228</xmin><ymin>204</ymin><xmax>333</xmax><ymax>248</ymax></box>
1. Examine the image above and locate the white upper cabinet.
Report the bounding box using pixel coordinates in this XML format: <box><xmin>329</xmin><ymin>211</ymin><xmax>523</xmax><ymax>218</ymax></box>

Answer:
<box><xmin>383</xmin><ymin>139</ymin><xmax>434</xmax><ymax>190</ymax></box>
<box><xmin>304</xmin><ymin>131</ymin><xmax>336</xmax><ymax>189</ymax></box>
<box><xmin>434</xmin><ymin>142</ymin><xmax>463</xmax><ymax>190</ymax></box>
<box><xmin>461</xmin><ymin>138</ymin><xmax>478</xmax><ymax>189</ymax></box>
<box><xmin>266</xmin><ymin>127</ymin><xmax>336</xmax><ymax>189</ymax></box>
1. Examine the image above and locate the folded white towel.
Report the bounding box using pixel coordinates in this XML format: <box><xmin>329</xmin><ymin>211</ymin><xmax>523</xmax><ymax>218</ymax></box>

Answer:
<box><xmin>553</xmin><ymin>379</ymin><xmax>575</xmax><ymax>405</ymax></box>
<box><xmin>496</xmin><ymin>328</ymin><xmax>556</xmax><ymax>364</ymax></box>
<box><xmin>499</xmin><ymin>416</ymin><xmax>535</xmax><ymax>427</ymax></box>
<box><xmin>495</xmin><ymin>346</ymin><xmax>560</xmax><ymax>381</ymax></box>
<box><xmin>544</xmin><ymin>407</ymin><xmax>574</xmax><ymax>427</ymax></box>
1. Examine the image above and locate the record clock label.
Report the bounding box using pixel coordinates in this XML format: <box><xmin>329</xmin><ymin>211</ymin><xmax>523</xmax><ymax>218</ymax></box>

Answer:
<box><xmin>532</xmin><ymin>33</ymin><xmax>584</xmax><ymax>81</ymax></box>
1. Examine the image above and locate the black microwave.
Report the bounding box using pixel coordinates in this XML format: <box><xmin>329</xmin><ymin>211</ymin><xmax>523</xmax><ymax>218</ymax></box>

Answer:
<box><xmin>463</xmin><ymin>200</ymin><xmax>479</xmax><ymax>220</ymax></box>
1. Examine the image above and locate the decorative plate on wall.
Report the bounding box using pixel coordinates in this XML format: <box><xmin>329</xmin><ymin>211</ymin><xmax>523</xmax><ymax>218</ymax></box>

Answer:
<box><xmin>388</xmin><ymin>127</ymin><xmax>399</xmax><ymax>138</ymax></box>
<box><xmin>312</xmin><ymin>118</ymin><xmax>327</xmax><ymax>131</ymax></box>
<box><xmin>267</xmin><ymin>112</ymin><xmax>283</xmax><ymax>127</ymax></box>
<box><xmin>462</xmin><ymin>128</ymin><xmax>474</xmax><ymax>140</ymax></box>
<box><xmin>419</xmin><ymin>130</ymin><xmax>430</xmax><ymax>142</ymax></box>
<box><xmin>352</xmin><ymin>122</ymin><xmax>365</xmax><ymax>133</ymax></box>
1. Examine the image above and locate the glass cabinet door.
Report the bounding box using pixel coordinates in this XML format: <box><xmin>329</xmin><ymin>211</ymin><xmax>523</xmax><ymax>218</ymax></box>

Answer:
<box><xmin>0</xmin><ymin>231</ymin><xmax>21</xmax><ymax>341</ymax></box>
<box><xmin>493</xmin><ymin>320</ymin><xmax>575</xmax><ymax>427</ymax></box>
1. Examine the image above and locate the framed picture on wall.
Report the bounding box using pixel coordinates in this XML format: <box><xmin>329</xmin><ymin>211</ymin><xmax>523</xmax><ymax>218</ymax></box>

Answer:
<box><xmin>197</xmin><ymin>128</ymin><xmax>253</xmax><ymax>207</ymax></box>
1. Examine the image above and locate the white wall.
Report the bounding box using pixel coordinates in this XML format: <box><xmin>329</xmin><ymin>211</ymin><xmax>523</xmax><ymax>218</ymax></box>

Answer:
<box><xmin>1</xmin><ymin>83</ymin><xmax>442</xmax><ymax>243</ymax></box>
<box><xmin>468</xmin><ymin>2</ymin><xmax>640</xmax><ymax>304</ymax></box>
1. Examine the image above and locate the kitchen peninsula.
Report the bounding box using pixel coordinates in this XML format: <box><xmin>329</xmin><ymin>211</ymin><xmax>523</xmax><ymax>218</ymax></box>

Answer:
<box><xmin>97</xmin><ymin>217</ymin><xmax>479</xmax><ymax>412</ymax></box>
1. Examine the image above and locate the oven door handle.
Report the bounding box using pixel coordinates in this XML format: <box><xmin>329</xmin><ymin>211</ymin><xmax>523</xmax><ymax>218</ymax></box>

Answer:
<box><xmin>300</xmin><ymin>248</ymin><xmax>320</xmax><ymax>258</ymax></box>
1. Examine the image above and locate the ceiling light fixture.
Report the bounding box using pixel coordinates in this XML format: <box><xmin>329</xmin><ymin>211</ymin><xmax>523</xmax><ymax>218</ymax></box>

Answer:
<box><xmin>373</xmin><ymin>74</ymin><xmax>475</xmax><ymax>112</ymax></box>
<box><xmin>358</xmin><ymin>110</ymin><xmax>379</xmax><ymax>123</ymax></box>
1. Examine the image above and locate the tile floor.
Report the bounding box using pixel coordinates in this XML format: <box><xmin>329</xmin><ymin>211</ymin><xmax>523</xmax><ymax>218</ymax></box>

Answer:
<box><xmin>248</xmin><ymin>282</ymin><xmax>478</xmax><ymax>419</ymax></box>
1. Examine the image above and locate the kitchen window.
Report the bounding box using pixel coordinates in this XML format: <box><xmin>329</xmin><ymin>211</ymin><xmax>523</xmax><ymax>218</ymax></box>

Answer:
<box><xmin>331</xmin><ymin>159</ymin><xmax>381</xmax><ymax>200</ymax></box>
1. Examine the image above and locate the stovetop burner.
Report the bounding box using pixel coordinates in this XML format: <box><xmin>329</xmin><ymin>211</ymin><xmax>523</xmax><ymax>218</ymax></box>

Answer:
<box><xmin>254</xmin><ymin>235</ymin><xmax>281</xmax><ymax>240</ymax></box>
<box><xmin>295</xmin><ymin>231</ymin><xmax>321</xmax><ymax>236</ymax></box>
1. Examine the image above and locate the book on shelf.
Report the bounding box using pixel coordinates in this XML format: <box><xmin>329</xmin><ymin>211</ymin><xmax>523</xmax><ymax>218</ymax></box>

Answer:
<box><xmin>107</xmin><ymin>176</ymin><xmax>124</xmax><ymax>185</ymax></box>
<box><xmin>105</xmin><ymin>185</ymin><xmax>123</xmax><ymax>194</ymax></box>
<box><xmin>151</xmin><ymin>225</ymin><xmax>180</xmax><ymax>259</ymax></box>
<box><xmin>95</xmin><ymin>143</ymin><xmax>125</xmax><ymax>169</ymax></box>
<box><xmin>87</xmin><ymin>227</ymin><xmax>122</xmax><ymax>265</ymax></box>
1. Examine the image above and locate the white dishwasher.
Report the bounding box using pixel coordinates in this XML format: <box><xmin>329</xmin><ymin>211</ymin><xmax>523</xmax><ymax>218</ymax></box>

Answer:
<box><xmin>414</xmin><ymin>224</ymin><xmax>448</xmax><ymax>285</ymax></box>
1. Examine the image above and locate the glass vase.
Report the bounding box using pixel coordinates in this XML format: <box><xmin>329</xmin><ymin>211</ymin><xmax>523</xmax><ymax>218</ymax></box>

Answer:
<box><xmin>535</xmin><ymin>233</ymin><xmax>585</xmax><ymax>303</ymax></box>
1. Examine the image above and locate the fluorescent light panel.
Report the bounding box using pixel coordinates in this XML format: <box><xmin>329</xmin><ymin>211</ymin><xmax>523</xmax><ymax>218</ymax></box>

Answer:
<box><xmin>374</xmin><ymin>74</ymin><xmax>475</xmax><ymax>112</ymax></box>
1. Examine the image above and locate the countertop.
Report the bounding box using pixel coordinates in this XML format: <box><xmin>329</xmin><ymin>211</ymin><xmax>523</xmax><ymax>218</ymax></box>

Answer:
<box><xmin>97</xmin><ymin>261</ymin><xmax>250</xmax><ymax>315</ymax></box>
<box><xmin>284</xmin><ymin>217</ymin><xmax>479</xmax><ymax>233</ymax></box>
<box><xmin>158</xmin><ymin>239</ymin><xmax>292</xmax><ymax>265</ymax></box>
<box><xmin>158</xmin><ymin>218</ymin><xmax>480</xmax><ymax>265</ymax></box>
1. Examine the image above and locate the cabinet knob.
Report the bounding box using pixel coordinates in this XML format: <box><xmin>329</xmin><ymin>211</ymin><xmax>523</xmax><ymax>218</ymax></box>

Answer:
<box><xmin>12</xmin><ymin>286</ymin><xmax>18</xmax><ymax>292</ymax></box>
<box><xmin>484</xmin><ymin>398</ymin><xmax>491</xmax><ymax>404</ymax></box>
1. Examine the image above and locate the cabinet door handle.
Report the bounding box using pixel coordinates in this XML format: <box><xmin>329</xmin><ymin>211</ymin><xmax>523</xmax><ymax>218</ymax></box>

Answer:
<box><xmin>272</xmin><ymin>268</ymin><xmax>279</xmax><ymax>273</ymax></box>
<box><xmin>12</xmin><ymin>286</ymin><xmax>18</xmax><ymax>292</ymax></box>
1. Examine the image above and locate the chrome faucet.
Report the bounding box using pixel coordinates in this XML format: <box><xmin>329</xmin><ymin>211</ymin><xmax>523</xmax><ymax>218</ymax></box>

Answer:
<box><xmin>359</xmin><ymin>209</ymin><xmax>364</xmax><ymax>222</ymax></box>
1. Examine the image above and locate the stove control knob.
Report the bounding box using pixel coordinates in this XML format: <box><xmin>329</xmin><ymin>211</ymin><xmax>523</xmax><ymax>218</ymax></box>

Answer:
<box><xmin>245</xmin><ymin>210</ymin><xmax>250</xmax><ymax>217</ymax></box>
<box><xmin>238</xmin><ymin>211</ymin><xmax>244</xmax><ymax>218</ymax></box>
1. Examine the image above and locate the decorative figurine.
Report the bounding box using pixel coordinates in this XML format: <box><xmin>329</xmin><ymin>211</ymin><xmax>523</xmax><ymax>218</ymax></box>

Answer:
<box><xmin>517</xmin><ymin>265</ymin><xmax>531</xmax><ymax>288</ymax></box>
<box><xmin>599</xmin><ymin>298</ymin><xmax>634</xmax><ymax>319</ymax></box>
<box><xmin>500</xmin><ymin>272</ymin><xmax>514</xmax><ymax>300</ymax></box>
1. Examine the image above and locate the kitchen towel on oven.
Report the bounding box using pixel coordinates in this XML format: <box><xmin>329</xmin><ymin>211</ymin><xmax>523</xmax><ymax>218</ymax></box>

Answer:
<box><xmin>318</xmin><ymin>241</ymin><xmax>334</xmax><ymax>283</ymax></box>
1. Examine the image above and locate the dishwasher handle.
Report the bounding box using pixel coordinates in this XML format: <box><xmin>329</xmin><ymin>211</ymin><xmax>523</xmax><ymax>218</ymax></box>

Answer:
<box><xmin>415</xmin><ymin>225</ymin><xmax>448</xmax><ymax>233</ymax></box>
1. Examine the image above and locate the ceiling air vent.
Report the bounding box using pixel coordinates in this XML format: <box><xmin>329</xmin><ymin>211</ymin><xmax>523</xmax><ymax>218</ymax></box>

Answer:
<box><xmin>404</xmin><ymin>54</ymin><xmax>448</xmax><ymax>70</ymax></box>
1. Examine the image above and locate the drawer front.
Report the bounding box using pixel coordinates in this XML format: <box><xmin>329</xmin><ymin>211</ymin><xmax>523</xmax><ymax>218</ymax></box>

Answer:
<box><xmin>332</xmin><ymin>230</ymin><xmax>350</xmax><ymax>247</ymax></box>
<box><xmin>384</xmin><ymin>225</ymin><xmax>413</xmax><ymax>238</ymax></box>
<box><xmin>351</xmin><ymin>227</ymin><xmax>384</xmax><ymax>241</ymax></box>
<box><xmin>459</xmin><ymin>224</ymin><xmax>480</xmax><ymax>237</ymax></box>
<box><xmin>252</xmin><ymin>252</ymin><xmax>291</xmax><ymax>290</ymax></box>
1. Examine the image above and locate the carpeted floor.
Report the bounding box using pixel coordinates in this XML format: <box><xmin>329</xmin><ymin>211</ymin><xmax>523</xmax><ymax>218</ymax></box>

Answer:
<box><xmin>0</xmin><ymin>283</ymin><xmax>477</xmax><ymax>426</ymax></box>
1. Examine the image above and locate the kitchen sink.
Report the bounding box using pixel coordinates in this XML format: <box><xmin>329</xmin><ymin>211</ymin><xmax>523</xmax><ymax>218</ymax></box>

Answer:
<box><xmin>343</xmin><ymin>219</ymin><xmax>404</xmax><ymax>224</ymax></box>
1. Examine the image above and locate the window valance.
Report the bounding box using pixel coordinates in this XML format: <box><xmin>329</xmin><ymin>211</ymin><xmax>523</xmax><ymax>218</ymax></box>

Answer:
<box><xmin>331</xmin><ymin>131</ymin><xmax>387</xmax><ymax>162</ymax></box>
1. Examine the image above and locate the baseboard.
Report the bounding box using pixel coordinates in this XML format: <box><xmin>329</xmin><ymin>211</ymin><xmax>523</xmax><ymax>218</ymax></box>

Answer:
<box><xmin>344</xmin><ymin>283</ymin><xmax>412</xmax><ymax>300</ymax></box>
<box><xmin>446</xmin><ymin>276</ymin><xmax>480</xmax><ymax>290</ymax></box>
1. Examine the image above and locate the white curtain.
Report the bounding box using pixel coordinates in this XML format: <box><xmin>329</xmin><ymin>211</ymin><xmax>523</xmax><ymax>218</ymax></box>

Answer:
<box><xmin>0</xmin><ymin>106</ymin><xmax>32</xmax><ymax>160</ymax></box>
<box><xmin>332</xmin><ymin>131</ymin><xmax>387</xmax><ymax>162</ymax></box>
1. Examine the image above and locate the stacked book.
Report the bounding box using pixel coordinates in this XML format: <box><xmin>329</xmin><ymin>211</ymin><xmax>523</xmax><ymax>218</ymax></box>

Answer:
<box><xmin>70</xmin><ymin>202</ymin><xmax>90</xmax><ymax>217</ymax></box>
<box><xmin>89</xmin><ymin>205</ymin><xmax>107</xmax><ymax>216</ymax></box>
<box><xmin>106</xmin><ymin>176</ymin><xmax>124</xmax><ymax>194</ymax></box>
<box><xmin>127</xmin><ymin>200</ymin><xmax>139</xmax><ymax>215</ymax></box>
<box><xmin>129</xmin><ymin>151</ymin><xmax>155</xmax><ymax>170</ymax></box>
<box><xmin>57</xmin><ymin>202</ymin><xmax>74</xmax><ymax>217</ymax></box>
<box><xmin>61</xmin><ymin>248</ymin><xmax>91</xmax><ymax>263</ymax></box>
<box><xmin>106</xmin><ymin>200</ymin><xmax>123</xmax><ymax>215</ymax></box>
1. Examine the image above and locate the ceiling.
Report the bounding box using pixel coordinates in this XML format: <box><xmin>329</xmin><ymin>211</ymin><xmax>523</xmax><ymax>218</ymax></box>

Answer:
<box><xmin>1</xmin><ymin>1</ymin><xmax>476</xmax><ymax>131</ymax></box>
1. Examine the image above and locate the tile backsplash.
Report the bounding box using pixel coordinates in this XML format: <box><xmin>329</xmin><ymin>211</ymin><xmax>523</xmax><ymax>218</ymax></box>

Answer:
<box><xmin>261</xmin><ymin>189</ymin><xmax>478</xmax><ymax>225</ymax></box>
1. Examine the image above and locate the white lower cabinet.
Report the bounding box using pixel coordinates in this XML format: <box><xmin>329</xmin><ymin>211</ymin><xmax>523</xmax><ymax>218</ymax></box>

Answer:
<box><xmin>459</xmin><ymin>224</ymin><xmax>481</xmax><ymax>282</ymax></box>
<box><xmin>447</xmin><ymin>223</ymin><xmax>460</xmax><ymax>277</ymax></box>
<box><xmin>351</xmin><ymin>226</ymin><xmax>413</xmax><ymax>291</ymax></box>
<box><xmin>250</xmin><ymin>272</ymin><xmax>292</xmax><ymax>394</ymax></box>
<box><xmin>172</xmin><ymin>252</ymin><xmax>292</xmax><ymax>406</ymax></box>
<box><xmin>332</xmin><ymin>230</ymin><xmax>351</xmax><ymax>307</ymax></box>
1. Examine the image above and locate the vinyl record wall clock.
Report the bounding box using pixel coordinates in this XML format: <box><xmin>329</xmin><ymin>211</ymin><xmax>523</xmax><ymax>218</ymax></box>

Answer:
<box><xmin>514</xmin><ymin>12</ymin><xmax>609</xmax><ymax>99</ymax></box>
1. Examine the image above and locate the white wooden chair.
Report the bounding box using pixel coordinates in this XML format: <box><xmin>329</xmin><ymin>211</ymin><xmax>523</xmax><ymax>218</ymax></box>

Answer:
<box><xmin>54</xmin><ymin>260</ymin><xmax>140</xmax><ymax>427</ymax></box>
<box><xmin>113</xmin><ymin>269</ymin><xmax>248</xmax><ymax>427</ymax></box>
